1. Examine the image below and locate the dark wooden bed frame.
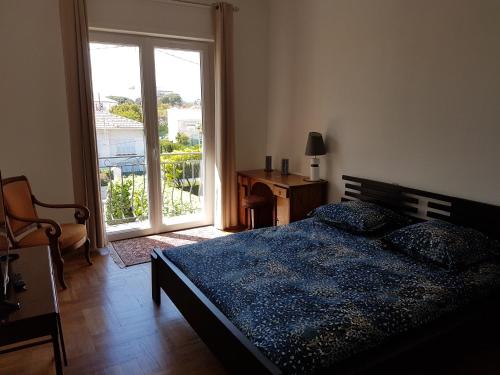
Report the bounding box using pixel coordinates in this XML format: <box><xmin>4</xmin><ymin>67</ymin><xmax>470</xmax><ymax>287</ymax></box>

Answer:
<box><xmin>151</xmin><ymin>175</ymin><xmax>500</xmax><ymax>374</ymax></box>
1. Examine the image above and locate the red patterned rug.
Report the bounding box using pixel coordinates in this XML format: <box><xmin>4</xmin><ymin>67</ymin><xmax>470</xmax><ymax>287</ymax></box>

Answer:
<box><xmin>110</xmin><ymin>226</ymin><xmax>229</xmax><ymax>267</ymax></box>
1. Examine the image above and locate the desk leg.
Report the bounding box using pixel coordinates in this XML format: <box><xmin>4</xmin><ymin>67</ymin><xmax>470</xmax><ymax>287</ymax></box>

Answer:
<box><xmin>57</xmin><ymin>313</ymin><xmax>68</xmax><ymax>366</ymax></box>
<box><xmin>273</xmin><ymin>196</ymin><xmax>277</xmax><ymax>226</ymax></box>
<box><xmin>52</xmin><ymin>320</ymin><xmax>64</xmax><ymax>375</ymax></box>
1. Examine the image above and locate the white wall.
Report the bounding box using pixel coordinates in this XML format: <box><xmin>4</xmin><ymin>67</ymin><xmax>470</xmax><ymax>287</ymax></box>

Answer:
<box><xmin>230</xmin><ymin>0</ymin><xmax>269</xmax><ymax>170</ymax></box>
<box><xmin>3</xmin><ymin>0</ymin><xmax>498</xmax><ymax>223</ymax></box>
<box><xmin>0</xmin><ymin>0</ymin><xmax>74</xmax><ymax>222</ymax></box>
<box><xmin>267</xmin><ymin>0</ymin><xmax>500</xmax><ymax>205</ymax></box>
<box><xmin>96</xmin><ymin>129</ymin><xmax>145</xmax><ymax>157</ymax></box>
<box><xmin>87</xmin><ymin>0</ymin><xmax>214</xmax><ymax>41</ymax></box>
<box><xmin>3</xmin><ymin>0</ymin><xmax>499</xmax><ymax>218</ymax></box>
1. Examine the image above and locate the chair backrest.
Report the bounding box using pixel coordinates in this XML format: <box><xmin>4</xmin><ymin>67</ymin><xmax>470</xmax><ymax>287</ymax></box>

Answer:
<box><xmin>2</xmin><ymin>176</ymin><xmax>38</xmax><ymax>236</ymax></box>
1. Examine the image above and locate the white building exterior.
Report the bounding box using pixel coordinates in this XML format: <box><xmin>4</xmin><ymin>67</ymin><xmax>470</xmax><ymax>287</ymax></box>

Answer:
<box><xmin>167</xmin><ymin>107</ymin><xmax>202</xmax><ymax>144</ymax></box>
<box><xmin>94</xmin><ymin>102</ymin><xmax>202</xmax><ymax>160</ymax></box>
<box><xmin>93</xmin><ymin>99</ymin><xmax>144</xmax><ymax>158</ymax></box>
<box><xmin>95</xmin><ymin>111</ymin><xmax>145</xmax><ymax>158</ymax></box>
<box><xmin>93</xmin><ymin>98</ymin><xmax>118</xmax><ymax>113</ymax></box>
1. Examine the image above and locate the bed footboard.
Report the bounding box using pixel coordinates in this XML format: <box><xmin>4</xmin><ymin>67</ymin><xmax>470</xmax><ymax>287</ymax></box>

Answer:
<box><xmin>150</xmin><ymin>249</ymin><xmax>281</xmax><ymax>375</ymax></box>
<box><xmin>151</xmin><ymin>251</ymin><xmax>161</xmax><ymax>305</ymax></box>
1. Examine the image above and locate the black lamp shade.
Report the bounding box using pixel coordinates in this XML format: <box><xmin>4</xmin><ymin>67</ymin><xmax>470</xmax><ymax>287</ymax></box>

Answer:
<box><xmin>305</xmin><ymin>132</ymin><xmax>326</xmax><ymax>156</ymax></box>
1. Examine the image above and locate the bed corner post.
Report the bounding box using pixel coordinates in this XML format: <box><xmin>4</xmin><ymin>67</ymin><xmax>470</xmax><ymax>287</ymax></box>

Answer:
<box><xmin>151</xmin><ymin>250</ymin><xmax>161</xmax><ymax>305</ymax></box>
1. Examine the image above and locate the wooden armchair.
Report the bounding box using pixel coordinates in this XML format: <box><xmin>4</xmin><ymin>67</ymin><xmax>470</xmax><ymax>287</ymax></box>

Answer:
<box><xmin>2</xmin><ymin>175</ymin><xmax>92</xmax><ymax>289</ymax></box>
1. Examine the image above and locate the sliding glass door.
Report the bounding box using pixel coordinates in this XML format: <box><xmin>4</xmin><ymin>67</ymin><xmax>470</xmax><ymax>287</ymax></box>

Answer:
<box><xmin>89</xmin><ymin>32</ymin><xmax>214</xmax><ymax>240</ymax></box>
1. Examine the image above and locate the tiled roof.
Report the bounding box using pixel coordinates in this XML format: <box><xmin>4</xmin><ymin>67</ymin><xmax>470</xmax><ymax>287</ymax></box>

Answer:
<box><xmin>95</xmin><ymin>112</ymin><xmax>143</xmax><ymax>129</ymax></box>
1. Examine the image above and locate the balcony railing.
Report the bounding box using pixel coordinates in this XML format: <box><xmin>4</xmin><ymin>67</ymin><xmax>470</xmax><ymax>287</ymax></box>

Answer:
<box><xmin>99</xmin><ymin>152</ymin><xmax>202</xmax><ymax>226</ymax></box>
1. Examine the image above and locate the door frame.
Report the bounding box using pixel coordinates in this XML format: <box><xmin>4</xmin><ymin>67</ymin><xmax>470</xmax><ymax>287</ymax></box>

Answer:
<box><xmin>89</xmin><ymin>31</ymin><xmax>215</xmax><ymax>242</ymax></box>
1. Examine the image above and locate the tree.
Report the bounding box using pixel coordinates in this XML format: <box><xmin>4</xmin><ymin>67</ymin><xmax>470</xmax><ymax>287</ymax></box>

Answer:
<box><xmin>157</xmin><ymin>102</ymin><xmax>169</xmax><ymax>138</ymax></box>
<box><xmin>106</xmin><ymin>96</ymin><xmax>134</xmax><ymax>105</ymax></box>
<box><xmin>159</xmin><ymin>124</ymin><xmax>168</xmax><ymax>139</ymax></box>
<box><xmin>160</xmin><ymin>139</ymin><xmax>175</xmax><ymax>153</ymax></box>
<box><xmin>175</xmin><ymin>132</ymin><xmax>190</xmax><ymax>146</ymax></box>
<box><xmin>160</xmin><ymin>151</ymin><xmax>202</xmax><ymax>207</ymax></box>
<box><xmin>110</xmin><ymin>103</ymin><xmax>143</xmax><ymax>122</ymax></box>
<box><xmin>159</xmin><ymin>92</ymin><xmax>183</xmax><ymax>107</ymax></box>
<box><xmin>106</xmin><ymin>180</ymin><xmax>133</xmax><ymax>223</ymax></box>
<box><xmin>105</xmin><ymin>179</ymin><xmax>148</xmax><ymax>224</ymax></box>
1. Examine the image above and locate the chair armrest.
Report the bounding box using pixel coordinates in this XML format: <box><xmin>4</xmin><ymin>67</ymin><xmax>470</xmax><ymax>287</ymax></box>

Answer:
<box><xmin>7</xmin><ymin>213</ymin><xmax>62</xmax><ymax>239</ymax></box>
<box><xmin>32</xmin><ymin>197</ymin><xmax>90</xmax><ymax>224</ymax></box>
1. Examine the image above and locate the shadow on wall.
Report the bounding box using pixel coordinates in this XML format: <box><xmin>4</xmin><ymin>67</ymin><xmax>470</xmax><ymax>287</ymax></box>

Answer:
<box><xmin>324</xmin><ymin>121</ymin><xmax>340</xmax><ymax>202</ymax></box>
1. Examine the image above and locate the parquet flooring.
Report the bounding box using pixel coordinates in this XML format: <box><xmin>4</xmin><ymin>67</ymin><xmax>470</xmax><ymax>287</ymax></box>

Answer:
<box><xmin>0</xmin><ymin>247</ymin><xmax>226</xmax><ymax>375</ymax></box>
<box><xmin>1</xmin><ymin>247</ymin><xmax>499</xmax><ymax>374</ymax></box>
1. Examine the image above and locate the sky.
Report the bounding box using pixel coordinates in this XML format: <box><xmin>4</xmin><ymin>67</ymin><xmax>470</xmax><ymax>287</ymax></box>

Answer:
<box><xmin>89</xmin><ymin>43</ymin><xmax>202</xmax><ymax>104</ymax></box>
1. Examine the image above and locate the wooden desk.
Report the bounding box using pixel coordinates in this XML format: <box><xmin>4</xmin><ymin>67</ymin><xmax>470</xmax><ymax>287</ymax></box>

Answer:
<box><xmin>237</xmin><ymin>170</ymin><xmax>327</xmax><ymax>227</ymax></box>
<box><xmin>0</xmin><ymin>246</ymin><xmax>67</xmax><ymax>375</ymax></box>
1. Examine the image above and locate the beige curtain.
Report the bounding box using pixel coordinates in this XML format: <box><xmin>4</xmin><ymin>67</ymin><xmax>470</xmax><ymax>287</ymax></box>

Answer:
<box><xmin>214</xmin><ymin>2</ymin><xmax>238</xmax><ymax>229</ymax></box>
<box><xmin>59</xmin><ymin>0</ymin><xmax>106</xmax><ymax>248</ymax></box>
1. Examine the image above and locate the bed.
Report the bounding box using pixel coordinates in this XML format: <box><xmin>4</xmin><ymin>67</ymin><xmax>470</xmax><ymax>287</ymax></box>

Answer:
<box><xmin>151</xmin><ymin>175</ymin><xmax>500</xmax><ymax>374</ymax></box>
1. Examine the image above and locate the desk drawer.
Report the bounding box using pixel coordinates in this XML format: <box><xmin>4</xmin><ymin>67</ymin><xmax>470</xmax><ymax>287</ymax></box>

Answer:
<box><xmin>273</xmin><ymin>185</ymin><xmax>289</xmax><ymax>198</ymax></box>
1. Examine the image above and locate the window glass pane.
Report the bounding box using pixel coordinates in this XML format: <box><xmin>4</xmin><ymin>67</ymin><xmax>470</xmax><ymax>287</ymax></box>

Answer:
<box><xmin>90</xmin><ymin>43</ymin><xmax>149</xmax><ymax>231</ymax></box>
<box><xmin>154</xmin><ymin>48</ymin><xmax>204</xmax><ymax>223</ymax></box>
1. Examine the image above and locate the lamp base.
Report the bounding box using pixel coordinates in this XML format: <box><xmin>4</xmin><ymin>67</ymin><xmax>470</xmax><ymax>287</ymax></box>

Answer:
<box><xmin>308</xmin><ymin>157</ymin><xmax>320</xmax><ymax>181</ymax></box>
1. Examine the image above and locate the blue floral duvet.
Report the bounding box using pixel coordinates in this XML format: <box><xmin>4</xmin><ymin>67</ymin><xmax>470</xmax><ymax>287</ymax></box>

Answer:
<box><xmin>163</xmin><ymin>218</ymin><xmax>500</xmax><ymax>374</ymax></box>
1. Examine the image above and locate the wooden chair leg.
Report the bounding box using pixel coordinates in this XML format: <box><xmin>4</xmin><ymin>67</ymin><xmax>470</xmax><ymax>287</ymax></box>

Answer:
<box><xmin>49</xmin><ymin>241</ymin><xmax>67</xmax><ymax>290</ymax></box>
<box><xmin>84</xmin><ymin>238</ymin><xmax>93</xmax><ymax>265</ymax></box>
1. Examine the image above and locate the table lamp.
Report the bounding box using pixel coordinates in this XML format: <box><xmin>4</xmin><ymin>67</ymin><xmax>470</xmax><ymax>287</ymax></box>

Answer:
<box><xmin>305</xmin><ymin>132</ymin><xmax>326</xmax><ymax>181</ymax></box>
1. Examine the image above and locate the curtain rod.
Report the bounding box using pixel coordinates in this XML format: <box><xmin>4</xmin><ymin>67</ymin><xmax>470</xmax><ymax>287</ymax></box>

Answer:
<box><xmin>154</xmin><ymin>0</ymin><xmax>239</xmax><ymax>12</ymax></box>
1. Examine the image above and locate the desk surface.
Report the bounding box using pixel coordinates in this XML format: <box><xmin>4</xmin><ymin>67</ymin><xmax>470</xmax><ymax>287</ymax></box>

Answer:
<box><xmin>1</xmin><ymin>246</ymin><xmax>57</xmax><ymax>324</ymax></box>
<box><xmin>238</xmin><ymin>170</ymin><xmax>327</xmax><ymax>188</ymax></box>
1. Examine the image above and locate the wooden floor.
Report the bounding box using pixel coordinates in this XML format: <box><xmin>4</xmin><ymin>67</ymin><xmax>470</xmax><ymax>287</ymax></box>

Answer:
<box><xmin>0</xmin><ymin>247</ymin><xmax>226</xmax><ymax>375</ymax></box>
<box><xmin>1</xmin><ymin>247</ymin><xmax>500</xmax><ymax>375</ymax></box>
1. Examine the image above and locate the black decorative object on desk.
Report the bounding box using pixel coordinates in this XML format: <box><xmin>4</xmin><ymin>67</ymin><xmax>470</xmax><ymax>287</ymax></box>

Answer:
<box><xmin>264</xmin><ymin>156</ymin><xmax>273</xmax><ymax>172</ymax></box>
<box><xmin>281</xmin><ymin>159</ymin><xmax>289</xmax><ymax>175</ymax></box>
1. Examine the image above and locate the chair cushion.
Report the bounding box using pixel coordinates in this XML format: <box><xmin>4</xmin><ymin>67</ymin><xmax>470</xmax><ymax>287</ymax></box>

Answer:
<box><xmin>18</xmin><ymin>223</ymin><xmax>87</xmax><ymax>250</ymax></box>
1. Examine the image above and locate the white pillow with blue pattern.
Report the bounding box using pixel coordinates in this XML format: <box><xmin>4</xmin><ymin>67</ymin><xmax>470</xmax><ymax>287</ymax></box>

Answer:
<box><xmin>311</xmin><ymin>200</ymin><xmax>413</xmax><ymax>234</ymax></box>
<box><xmin>384</xmin><ymin>220</ymin><xmax>500</xmax><ymax>271</ymax></box>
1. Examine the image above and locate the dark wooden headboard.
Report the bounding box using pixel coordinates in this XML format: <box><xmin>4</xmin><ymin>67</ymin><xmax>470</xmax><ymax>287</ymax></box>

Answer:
<box><xmin>342</xmin><ymin>175</ymin><xmax>500</xmax><ymax>240</ymax></box>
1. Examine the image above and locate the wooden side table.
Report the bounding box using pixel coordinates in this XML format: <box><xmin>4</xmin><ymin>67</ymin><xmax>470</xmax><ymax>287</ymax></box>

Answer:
<box><xmin>0</xmin><ymin>246</ymin><xmax>67</xmax><ymax>375</ymax></box>
<box><xmin>237</xmin><ymin>170</ymin><xmax>327</xmax><ymax>228</ymax></box>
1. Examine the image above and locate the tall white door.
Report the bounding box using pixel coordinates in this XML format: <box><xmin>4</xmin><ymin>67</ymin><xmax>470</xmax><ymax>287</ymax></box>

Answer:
<box><xmin>89</xmin><ymin>32</ymin><xmax>214</xmax><ymax>241</ymax></box>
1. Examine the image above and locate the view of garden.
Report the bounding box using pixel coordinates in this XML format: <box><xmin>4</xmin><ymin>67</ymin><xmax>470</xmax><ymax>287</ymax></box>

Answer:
<box><xmin>97</xmin><ymin>92</ymin><xmax>203</xmax><ymax>226</ymax></box>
